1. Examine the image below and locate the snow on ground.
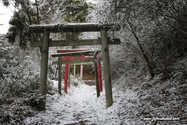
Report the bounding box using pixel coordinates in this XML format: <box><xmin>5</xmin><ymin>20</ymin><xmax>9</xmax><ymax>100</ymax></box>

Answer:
<box><xmin>23</xmin><ymin>75</ymin><xmax>187</xmax><ymax>125</ymax></box>
<box><xmin>23</xmin><ymin>79</ymin><xmax>142</xmax><ymax>125</ymax></box>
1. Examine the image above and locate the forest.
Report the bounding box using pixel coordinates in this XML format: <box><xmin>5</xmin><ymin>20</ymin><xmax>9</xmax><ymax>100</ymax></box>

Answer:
<box><xmin>0</xmin><ymin>0</ymin><xmax>187</xmax><ymax>124</ymax></box>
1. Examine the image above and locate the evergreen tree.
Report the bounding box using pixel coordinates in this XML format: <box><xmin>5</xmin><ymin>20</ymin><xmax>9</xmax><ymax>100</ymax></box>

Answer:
<box><xmin>2</xmin><ymin>0</ymin><xmax>40</xmax><ymax>47</ymax></box>
<box><xmin>2</xmin><ymin>0</ymin><xmax>94</xmax><ymax>46</ymax></box>
<box><xmin>62</xmin><ymin>0</ymin><xmax>91</xmax><ymax>23</ymax></box>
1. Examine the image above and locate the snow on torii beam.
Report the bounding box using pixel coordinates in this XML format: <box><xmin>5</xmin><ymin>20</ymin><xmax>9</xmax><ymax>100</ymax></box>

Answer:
<box><xmin>52</xmin><ymin>55</ymin><xmax>101</xmax><ymax>64</ymax></box>
<box><xmin>29</xmin><ymin>23</ymin><xmax>116</xmax><ymax>33</ymax></box>
<box><xmin>51</xmin><ymin>50</ymin><xmax>100</xmax><ymax>57</ymax></box>
<box><xmin>53</xmin><ymin>58</ymin><xmax>96</xmax><ymax>64</ymax></box>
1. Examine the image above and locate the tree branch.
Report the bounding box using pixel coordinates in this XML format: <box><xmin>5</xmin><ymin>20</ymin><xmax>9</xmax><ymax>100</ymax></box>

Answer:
<box><xmin>167</xmin><ymin>23</ymin><xmax>187</xmax><ymax>35</ymax></box>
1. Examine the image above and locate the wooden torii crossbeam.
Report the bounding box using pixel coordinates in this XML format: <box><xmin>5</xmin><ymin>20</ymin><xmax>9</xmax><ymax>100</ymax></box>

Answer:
<box><xmin>15</xmin><ymin>23</ymin><xmax>120</xmax><ymax>110</ymax></box>
<box><xmin>31</xmin><ymin>38</ymin><xmax>120</xmax><ymax>47</ymax></box>
<box><xmin>29</xmin><ymin>23</ymin><xmax>115</xmax><ymax>32</ymax></box>
<box><xmin>52</xmin><ymin>50</ymin><xmax>100</xmax><ymax>57</ymax></box>
<box><xmin>51</xmin><ymin>50</ymin><xmax>102</xmax><ymax>97</ymax></box>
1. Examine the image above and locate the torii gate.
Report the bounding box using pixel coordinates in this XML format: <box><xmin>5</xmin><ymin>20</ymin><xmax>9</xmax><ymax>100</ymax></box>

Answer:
<box><xmin>54</xmin><ymin>50</ymin><xmax>103</xmax><ymax>92</ymax></box>
<box><xmin>52</xmin><ymin>50</ymin><xmax>103</xmax><ymax>97</ymax></box>
<box><xmin>15</xmin><ymin>23</ymin><xmax>120</xmax><ymax>110</ymax></box>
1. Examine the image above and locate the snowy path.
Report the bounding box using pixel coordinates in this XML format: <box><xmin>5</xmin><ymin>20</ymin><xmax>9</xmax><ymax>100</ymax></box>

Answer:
<box><xmin>23</xmin><ymin>80</ymin><xmax>142</xmax><ymax>125</ymax></box>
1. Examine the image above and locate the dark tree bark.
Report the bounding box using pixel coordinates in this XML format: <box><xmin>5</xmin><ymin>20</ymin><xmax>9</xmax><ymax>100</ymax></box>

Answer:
<box><xmin>35</xmin><ymin>0</ymin><xmax>40</xmax><ymax>24</ymax></box>
<box><xmin>128</xmin><ymin>22</ymin><xmax>155</xmax><ymax>78</ymax></box>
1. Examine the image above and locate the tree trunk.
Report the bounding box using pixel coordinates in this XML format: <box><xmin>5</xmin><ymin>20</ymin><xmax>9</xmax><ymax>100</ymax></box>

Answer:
<box><xmin>131</xmin><ymin>30</ymin><xmax>155</xmax><ymax>78</ymax></box>
<box><xmin>26</xmin><ymin>1</ymin><xmax>32</xmax><ymax>25</ymax></box>
<box><xmin>35</xmin><ymin>0</ymin><xmax>40</xmax><ymax>24</ymax></box>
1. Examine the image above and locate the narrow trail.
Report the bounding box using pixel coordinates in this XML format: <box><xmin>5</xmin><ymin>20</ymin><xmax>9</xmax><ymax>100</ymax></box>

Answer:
<box><xmin>23</xmin><ymin>77</ymin><xmax>185</xmax><ymax>125</ymax></box>
<box><xmin>23</xmin><ymin>80</ymin><xmax>139</xmax><ymax>125</ymax></box>
<box><xmin>24</xmin><ymin>81</ymin><xmax>105</xmax><ymax>124</ymax></box>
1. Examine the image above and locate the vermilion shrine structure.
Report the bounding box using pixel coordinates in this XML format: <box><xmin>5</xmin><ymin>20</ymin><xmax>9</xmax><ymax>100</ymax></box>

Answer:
<box><xmin>15</xmin><ymin>23</ymin><xmax>120</xmax><ymax>110</ymax></box>
<box><xmin>52</xmin><ymin>49</ymin><xmax>103</xmax><ymax>95</ymax></box>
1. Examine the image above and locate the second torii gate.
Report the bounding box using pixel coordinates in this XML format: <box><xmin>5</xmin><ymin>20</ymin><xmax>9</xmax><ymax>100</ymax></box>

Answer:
<box><xmin>15</xmin><ymin>23</ymin><xmax>120</xmax><ymax>110</ymax></box>
<box><xmin>54</xmin><ymin>49</ymin><xmax>103</xmax><ymax>94</ymax></box>
<box><xmin>52</xmin><ymin>50</ymin><xmax>102</xmax><ymax>97</ymax></box>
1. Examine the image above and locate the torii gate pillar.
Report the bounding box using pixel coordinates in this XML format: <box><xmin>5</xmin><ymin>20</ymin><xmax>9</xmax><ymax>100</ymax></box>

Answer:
<box><xmin>101</xmin><ymin>29</ymin><xmax>113</xmax><ymax>108</ymax></box>
<box><xmin>37</xmin><ymin>32</ymin><xmax>49</xmax><ymax>110</ymax></box>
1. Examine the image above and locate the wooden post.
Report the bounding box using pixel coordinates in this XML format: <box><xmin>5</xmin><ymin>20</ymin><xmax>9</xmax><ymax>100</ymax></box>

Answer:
<box><xmin>98</xmin><ymin>62</ymin><xmax>103</xmax><ymax>92</ymax></box>
<box><xmin>38</xmin><ymin>31</ymin><xmax>49</xmax><ymax>110</ymax></box>
<box><xmin>68</xmin><ymin>64</ymin><xmax>70</xmax><ymax>88</ymax></box>
<box><xmin>74</xmin><ymin>64</ymin><xmax>76</xmax><ymax>77</ymax></box>
<box><xmin>80</xmin><ymin>64</ymin><xmax>83</xmax><ymax>79</ymax></box>
<box><xmin>64</xmin><ymin>63</ymin><xmax>69</xmax><ymax>93</ymax></box>
<box><xmin>58</xmin><ymin>56</ymin><xmax>62</xmax><ymax>95</ymax></box>
<box><xmin>101</xmin><ymin>29</ymin><xmax>113</xmax><ymax>108</ymax></box>
<box><xmin>94</xmin><ymin>61</ymin><xmax>100</xmax><ymax>97</ymax></box>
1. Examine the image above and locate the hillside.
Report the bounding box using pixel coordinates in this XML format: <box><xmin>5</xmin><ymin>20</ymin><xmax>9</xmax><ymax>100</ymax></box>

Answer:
<box><xmin>1</xmin><ymin>0</ymin><xmax>187</xmax><ymax>124</ymax></box>
<box><xmin>0</xmin><ymin>46</ymin><xmax>187</xmax><ymax>124</ymax></box>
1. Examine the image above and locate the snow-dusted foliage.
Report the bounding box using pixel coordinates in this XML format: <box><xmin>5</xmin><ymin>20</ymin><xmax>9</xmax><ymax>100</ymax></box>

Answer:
<box><xmin>109</xmin><ymin>45</ymin><xmax>147</xmax><ymax>80</ymax></box>
<box><xmin>0</xmin><ymin>45</ymin><xmax>55</xmax><ymax>124</ymax></box>
<box><xmin>0</xmin><ymin>46</ymin><xmax>41</xmax><ymax>99</ymax></box>
<box><xmin>96</xmin><ymin>0</ymin><xmax>187</xmax><ymax>78</ymax></box>
<box><xmin>44</xmin><ymin>0</ymin><xmax>94</xmax><ymax>24</ymax></box>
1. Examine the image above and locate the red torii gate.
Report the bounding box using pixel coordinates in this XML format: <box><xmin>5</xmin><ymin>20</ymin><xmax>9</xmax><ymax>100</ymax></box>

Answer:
<box><xmin>52</xmin><ymin>50</ymin><xmax>102</xmax><ymax>97</ymax></box>
<box><xmin>57</xmin><ymin>50</ymin><xmax>103</xmax><ymax>93</ymax></box>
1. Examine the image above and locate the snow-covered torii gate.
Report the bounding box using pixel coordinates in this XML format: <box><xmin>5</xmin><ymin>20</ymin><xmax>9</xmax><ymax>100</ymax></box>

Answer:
<box><xmin>15</xmin><ymin>23</ymin><xmax>120</xmax><ymax>110</ymax></box>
